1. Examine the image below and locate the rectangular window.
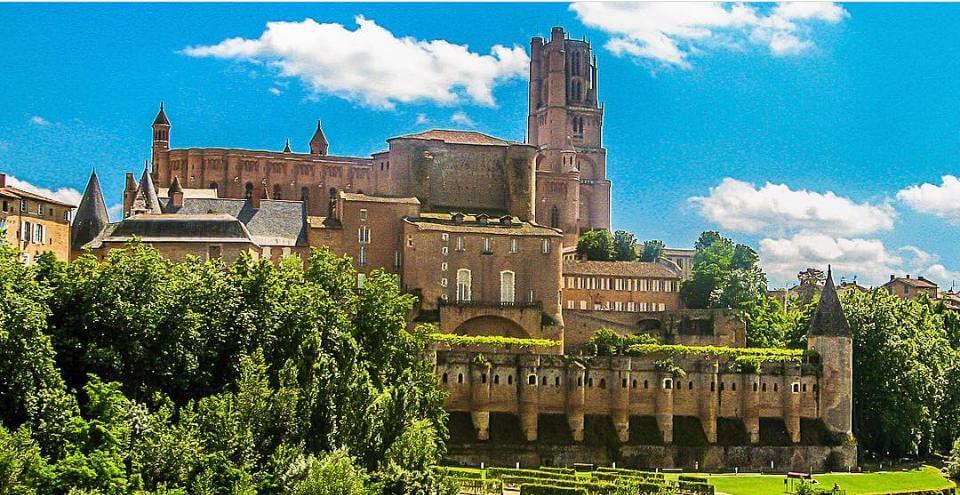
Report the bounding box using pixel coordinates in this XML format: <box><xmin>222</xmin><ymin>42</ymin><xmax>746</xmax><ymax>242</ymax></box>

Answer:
<box><xmin>528</xmin><ymin>289</ymin><xmax>534</xmax><ymax>302</ymax></box>
<box><xmin>500</xmin><ymin>271</ymin><xmax>515</xmax><ymax>303</ymax></box>
<box><xmin>359</xmin><ymin>246</ymin><xmax>367</xmax><ymax>266</ymax></box>
<box><xmin>358</xmin><ymin>226</ymin><xmax>371</xmax><ymax>244</ymax></box>
<box><xmin>614</xmin><ymin>301</ymin><xmax>623</xmax><ymax>311</ymax></box>
<box><xmin>483</xmin><ymin>237</ymin><xmax>491</xmax><ymax>253</ymax></box>
<box><xmin>37</xmin><ymin>203</ymin><xmax>43</xmax><ymax>215</ymax></box>
<box><xmin>20</xmin><ymin>200</ymin><xmax>27</xmax><ymax>212</ymax></box>
<box><xmin>441</xmin><ymin>233</ymin><xmax>449</xmax><ymax>241</ymax></box>
<box><xmin>441</xmin><ymin>246</ymin><xmax>449</xmax><ymax>256</ymax></box>
<box><xmin>262</xmin><ymin>246</ymin><xmax>272</xmax><ymax>260</ymax></box>
<box><xmin>577</xmin><ymin>277</ymin><xmax>584</xmax><ymax>289</ymax></box>
<box><xmin>407</xmin><ymin>235</ymin><xmax>413</xmax><ymax>247</ymax></box>
<box><xmin>441</xmin><ymin>262</ymin><xmax>448</xmax><ymax>271</ymax></box>
<box><xmin>580</xmin><ymin>300</ymin><xmax>587</xmax><ymax>310</ymax></box>
<box><xmin>281</xmin><ymin>247</ymin><xmax>291</xmax><ymax>258</ymax></box>
<box><xmin>63</xmin><ymin>210</ymin><xmax>70</xmax><ymax>222</ymax></box>
<box><xmin>510</xmin><ymin>238</ymin><xmax>519</xmax><ymax>253</ymax></box>
<box><xmin>456</xmin><ymin>236</ymin><xmax>464</xmax><ymax>251</ymax></box>
<box><xmin>394</xmin><ymin>251</ymin><xmax>401</xmax><ymax>270</ymax></box>
<box><xmin>567</xmin><ymin>300</ymin><xmax>575</xmax><ymax>309</ymax></box>
<box><xmin>440</xmin><ymin>277</ymin><xmax>448</xmax><ymax>287</ymax></box>
<box><xmin>359</xmin><ymin>208</ymin><xmax>367</xmax><ymax>221</ymax></box>
<box><xmin>1</xmin><ymin>200</ymin><xmax>7</xmax><ymax>211</ymax></box>
<box><xmin>33</xmin><ymin>223</ymin><xmax>44</xmax><ymax>244</ymax></box>
<box><xmin>541</xmin><ymin>239</ymin><xmax>551</xmax><ymax>254</ymax></box>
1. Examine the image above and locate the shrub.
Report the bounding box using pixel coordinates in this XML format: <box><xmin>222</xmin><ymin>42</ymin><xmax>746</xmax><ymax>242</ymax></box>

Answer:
<box><xmin>427</xmin><ymin>333</ymin><xmax>561</xmax><ymax>349</ymax></box>
<box><xmin>520</xmin><ymin>483</ymin><xmax>588</xmax><ymax>495</ymax></box>
<box><xmin>678</xmin><ymin>480</ymin><xmax>714</xmax><ymax>495</ymax></box>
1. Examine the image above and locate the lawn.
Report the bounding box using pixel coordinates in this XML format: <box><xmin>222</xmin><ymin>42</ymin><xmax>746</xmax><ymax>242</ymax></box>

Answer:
<box><xmin>705</xmin><ymin>466</ymin><xmax>955</xmax><ymax>495</ymax></box>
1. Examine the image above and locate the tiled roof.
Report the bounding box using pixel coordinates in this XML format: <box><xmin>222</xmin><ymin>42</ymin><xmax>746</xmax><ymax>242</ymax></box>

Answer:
<box><xmin>884</xmin><ymin>277</ymin><xmax>938</xmax><ymax>289</ymax></box>
<box><xmin>392</xmin><ymin>129</ymin><xmax>515</xmax><ymax>146</ymax></box>
<box><xmin>0</xmin><ymin>186</ymin><xmax>76</xmax><ymax>207</ymax></box>
<box><xmin>340</xmin><ymin>192</ymin><xmax>420</xmax><ymax>205</ymax></box>
<box><xmin>563</xmin><ymin>260</ymin><xmax>680</xmax><ymax>278</ymax></box>
<box><xmin>160</xmin><ymin>197</ymin><xmax>308</xmax><ymax>247</ymax></box>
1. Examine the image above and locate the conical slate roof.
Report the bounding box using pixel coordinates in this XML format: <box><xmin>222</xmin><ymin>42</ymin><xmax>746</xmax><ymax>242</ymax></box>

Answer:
<box><xmin>283</xmin><ymin>139</ymin><xmax>291</xmax><ymax>153</ymax></box>
<box><xmin>153</xmin><ymin>102</ymin><xmax>170</xmax><ymax>126</ymax></box>
<box><xmin>309</xmin><ymin>120</ymin><xmax>328</xmax><ymax>153</ymax></box>
<box><xmin>131</xmin><ymin>164</ymin><xmax>162</xmax><ymax>214</ymax></box>
<box><xmin>72</xmin><ymin>170</ymin><xmax>110</xmax><ymax>250</ymax></box>
<box><xmin>168</xmin><ymin>175</ymin><xmax>183</xmax><ymax>194</ymax></box>
<box><xmin>809</xmin><ymin>266</ymin><xmax>851</xmax><ymax>337</ymax></box>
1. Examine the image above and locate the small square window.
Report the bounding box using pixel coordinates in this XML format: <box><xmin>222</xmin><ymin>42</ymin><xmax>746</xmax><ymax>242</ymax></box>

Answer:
<box><xmin>359</xmin><ymin>209</ymin><xmax>367</xmax><ymax>221</ymax></box>
<box><xmin>441</xmin><ymin>262</ymin><xmax>448</xmax><ymax>271</ymax></box>
<box><xmin>441</xmin><ymin>233</ymin><xmax>449</xmax><ymax>241</ymax></box>
<box><xmin>441</xmin><ymin>246</ymin><xmax>449</xmax><ymax>256</ymax></box>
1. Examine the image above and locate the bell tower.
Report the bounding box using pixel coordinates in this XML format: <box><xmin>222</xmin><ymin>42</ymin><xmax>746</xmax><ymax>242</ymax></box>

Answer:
<box><xmin>151</xmin><ymin>102</ymin><xmax>171</xmax><ymax>186</ymax></box>
<box><xmin>528</xmin><ymin>27</ymin><xmax>611</xmax><ymax>246</ymax></box>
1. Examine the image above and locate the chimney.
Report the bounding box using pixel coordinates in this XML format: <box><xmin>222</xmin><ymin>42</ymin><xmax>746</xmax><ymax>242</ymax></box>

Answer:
<box><xmin>906</xmin><ymin>274</ymin><xmax>911</xmax><ymax>279</ymax></box>
<box><xmin>890</xmin><ymin>274</ymin><xmax>895</xmax><ymax>282</ymax></box>
<box><xmin>0</xmin><ymin>173</ymin><xmax>5</xmax><ymax>188</ymax></box>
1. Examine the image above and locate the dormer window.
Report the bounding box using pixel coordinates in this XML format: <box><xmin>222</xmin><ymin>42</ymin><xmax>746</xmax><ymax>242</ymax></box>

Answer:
<box><xmin>500</xmin><ymin>215</ymin><xmax>513</xmax><ymax>227</ymax></box>
<box><xmin>451</xmin><ymin>212</ymin><xmax>464</xmax><ymax>224</ymax></box>
<box><xmin>477</xmin><ymin>214</ymin><xmax>489</xmax><ymax>225</ymax></box>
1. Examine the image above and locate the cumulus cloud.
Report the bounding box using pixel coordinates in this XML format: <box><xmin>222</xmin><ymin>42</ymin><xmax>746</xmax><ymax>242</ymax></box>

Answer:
<box><xmin>759</xmin><ymin>234</ymin><xmax>902</xmax><ymax>286</ymax></box>
<box><xmin>689</xmin><ymin>178</ymin><xmax>895</xmax><ymax>236</ymax></box>
<box><xmin>183</xmin><ymin>16</ymin><xmax>529</xmax><ymax>109</ymax></box>
<box><xmin>30</xmin><ymin>116</ymin><xmax>51</xmax><ymax>126</ymax></box>
<box><xmin>415</xmin><ymin>113</ymin><xmax>429</xmax><ymax>125</ymax></box>
<box><xmin>3</xmin><ymin>175</ymin><xmax>81</xmax><ymax>206</ymax></box>
<box><xmin>107</xmin><ymin>203</ymin><xmax>124</xmax><ymax>221</ymax></box>
<box><xmin>571</xmin><ymin>2</ymin><xmax>847</xmax><ymax>67</ymax></box>
<box><xmin>268</xmin><ymin>87</ymin><xmax>282</xmax><ymax>96</ymax></box>
<box><xmin>450</xmin><ymin>111</ymin><xmax>475</xmax><ymax>127</ymax></box>
<box><xmin>897</xmin><ymin>175</ymin><xmax>960</xmax><ymax>224</ymax></box>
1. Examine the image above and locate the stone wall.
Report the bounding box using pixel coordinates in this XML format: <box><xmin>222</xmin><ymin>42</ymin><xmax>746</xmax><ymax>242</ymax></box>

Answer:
<box><xmin>445</xmin><ymin>442</ymin><xmax>857</xmax><ymax>473</ymax></box>
<box><xmin>563</xmin><ymin>309</ymin><xmax>747</xmax><ymax>352</ymax></box>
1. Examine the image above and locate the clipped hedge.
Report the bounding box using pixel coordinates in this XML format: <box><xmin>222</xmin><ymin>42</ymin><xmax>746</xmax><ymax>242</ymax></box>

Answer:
<box><xmin>678</xmin><ymin>475</ymin><xmax>708</xmax><ymax>483</ymax></box>
<box><xmin>539</xmin><ymin>466</ymin><xmax>577</xmax><ymax>475</ymax></box>
<box><xmin>881</xmin><ymin>490</ymin><xmax>956</xmax><ymax>495</ymax></box>
<box><xmin>595</xmin><ymin>466</ymin><xmax>665</xmax><ymax>480</ymax></box>
<box><xmin>520</xmin><ymin>484</ymin><xmax>588</xmax><ymax>495</ymax></box>
<box><xmin>678</xmin><ymin>480</ymin><xmax>715</xmax><ymax>495</ymax></box>
<box><xmin>453</xmin><ymin>478</ymin><xmax>503</xmax><ymax>495</ymax></box>
<box><xmin>501</xmin><ymin>475</ymin><xmax>614</xmax><ymax>495</ymax></box>
<box><xmin>487</xmin><ymin>467</ymin><xmax>577</xmax><ymax>481</ymax></box>
<box><xmin>428</xmin><ymin>333</ymin><xmax>561</xmax><ymax>349</ymax></box>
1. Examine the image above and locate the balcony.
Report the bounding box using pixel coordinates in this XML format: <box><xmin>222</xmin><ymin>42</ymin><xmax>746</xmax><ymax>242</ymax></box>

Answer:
<box><xmin>438</xmin><ymin>299</ymin><xmax>542</xmax><ymax>310</ymax></box>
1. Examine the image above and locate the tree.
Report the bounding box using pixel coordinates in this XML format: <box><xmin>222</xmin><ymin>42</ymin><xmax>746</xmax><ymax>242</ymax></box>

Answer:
<box><xmin>576</xmin><ymin>230</ymin><xmax>615</xmax><ymax>261</ymax></box>
<box><xmin>680</xmin><ymin>231</ymin><xmax>766</xmax><ymax>311</ymax></box>
<box><xmin>612</xmin><ymin>231</ymin><xmax>638</xmax><ymax>261</ymax></box>
<box><xmin>293</xmin><ymin>450</ymin><xmax>367</xmax><ymax>495</ymax></box>
<box><xmin>638</xmin><ymin>240</ymin><xmax>664</xmax><ymax>262</ymax></box>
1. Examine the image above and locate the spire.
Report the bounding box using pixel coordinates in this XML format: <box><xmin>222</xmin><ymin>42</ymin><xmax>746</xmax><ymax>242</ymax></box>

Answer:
<box><xmin>72</xmin><ymin>169</ymin><xmax>110</xmax><ymax>250</ymax></box>
<box><xmin>131</xmin><ymin>162</ymin><xmax>162</xmax><ymax>215</ymax></box>
<box><xmin>309</xmin><ymin>120</ymin><xmax>329</xmax><ymax>155</ymax></box>
<box><xmin>283</xmin><ymin>138</ymin><xmax>292</xmax><ymax>153</ymax></box>
<box><xmin>168</xmin><ymin>175</ymin><xmax>183</xmax><ymax>194</ymax></box>
<box><xmin>809</xmin><ymin>266</ymin><xmax>851</xmax><ymax>337</ymax></box>
<box><xmin>153</xmin><ymin>102</ymin><xmax>170</xmax><ymax>126</ymax></box>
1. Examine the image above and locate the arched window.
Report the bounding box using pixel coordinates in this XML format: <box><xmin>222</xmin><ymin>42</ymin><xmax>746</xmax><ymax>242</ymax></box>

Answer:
<box><xmin>644</xmin><ymin>380</ymin><xmax>649</xmax><ymax>389</ymax></box>
<box><xmin>301</xmin><ymin>186</ymin><xmax>310</xmax><ymax>203</ymax></box>
<box><xmin>481</xmin><ymin>373</ymin><xmax>487</xmax><ymax>384</ymax></box>
<box><xmin>599</xmin><ymin>378</ymin><xmax>606</xmax><ymax>389</ymax></box>
<box><xmin>555</xmin><ymin>376</ymin><xmax>561</xmax><ymax>386</ymax></box>
<box><xmin>689</xmin><ymin>381</ymin><xmax>694</xmax><ymax>390</ymax></box>
<box><xmin>273</xmin><ymin>184</ymin><xmax>282</xmax><ymax>200</ymax></box>
<box><xmin>762</xmin><ymin>383</ymin><xmax>767</xmax><ymax>392</ymax></box>
<box><xmin>550</xmin><ymin>206</ymin><xmax>560</xmax><ymax>229</ymax></box>
<box><xmin>457</xmin><ymin>373</ymin><xmax>463</xmax><ymax>384</ymax></box>
<box><xmin>209</xmin><ymin>182</ymin><xmax>219</xmax><ymax>192</ymax></box>
<box><xmin>508</xmin><ymin>375</ymin><xmax>513</xmax><ymax>385</ymax></box>
<box><xmin>663</xmin><ymin>378</ymin><xmax>673</xmax><ymax>390</ymax></box>
<box><xmin>541</xmin><ymin>376</ymin><xmax>547</xmax><ymax>386</ymax></box>
<box><xmin>442</xmin><ymin>373</ymin><xmax>448</xmax><ymax>384</ymax></box>
<box><xmin>577</xmin><ymin>377</ymin><xmax>583</xmax><ymax>387</ymax></box>
<box><xmin>528</xmin><ymin>375</ymin><xmax>536</xmax><ymax>385</ymax></box>
<box><xmin>500</xmin><ymin>270</ymin><xmax>515</xmax><ymax>303</ymax></box>
<box><xmin>774</xmin><ymin>383</ymin><xmax>779</xmax><ymax>392</ymax></box>
<box><xmin>753</xmin><ymin>383</ymin><xmax>759</xmax><ymax>392</ymax></box>
<box><xmin>731</xmin><ymin>383</ymin><xmax>736</xmax><ymax>391</ymax></box>
<box><xmin>494</xmin><ymin>375</ymin><xmax>500</xmax><ymax>385</ymax></box>
<box><xmin>244</xmin><ymin>182</ymin><xmax>254</xmax><ymax>199</ymax></box>
<box><xmin>328</xmin><ymin>187</ymin><xmax>337</xmax><ymax>216</ymax></box>
<box><xmin>457</xmin><ymin>269</ymin><xmax>472</xmax><ymax>302</ymax></box>
<box><xmin>622</xmin><ymin>378</ymin><xmax>627</xmax><ymax>388</ymax></box>
<box><xmin>632</xmin><ymin>379</ymin><xmax>637</xmax><ymax>389</ymax></box>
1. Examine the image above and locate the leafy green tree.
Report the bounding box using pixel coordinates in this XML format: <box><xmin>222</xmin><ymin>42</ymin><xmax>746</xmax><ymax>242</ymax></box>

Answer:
<box><xmin>638</xmin><ymin>240</ymin><xmax>664</xmax><ymax>262</ymax></box>
<box><xmin>293</xmin><ymin>450</ymin><xmax>367</xmax><ymax>495</ymax></box>
<box><xmin>680</xmin><ymin>231</ymin><xmax>766</xmax><ymax>311</ymax></box>
<box><xmin>744</xmin><ymin>295</ymin><xmax>815</xmax><ymax>349</ymax></box>
<box><xmin>0</xmin><ymin>425</ymin><xmax>53</xmax><ymax>495</ymax></box>
<box><xmin>576</xmin><ymin>230</ymin><xmax>615</xmax><ymax>261</ymax></box>
<box><xmin>612</xmin><ymin>231</ymin><xmax>638</xmax><ymax>261</ymax></box>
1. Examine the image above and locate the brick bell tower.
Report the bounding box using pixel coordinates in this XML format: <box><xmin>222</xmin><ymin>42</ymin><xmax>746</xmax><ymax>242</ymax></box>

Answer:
<box><xmin>528</xmin><ymin>26</ymin><xmax>611</xmax><ymax>246</ymax></box>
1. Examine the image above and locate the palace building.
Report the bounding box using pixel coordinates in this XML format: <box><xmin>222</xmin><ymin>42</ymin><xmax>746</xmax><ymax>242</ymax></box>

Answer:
<box><xmin>70</xmin><ymin>25</ymin><xmax>854</xmax><ymax>471</ymax></box>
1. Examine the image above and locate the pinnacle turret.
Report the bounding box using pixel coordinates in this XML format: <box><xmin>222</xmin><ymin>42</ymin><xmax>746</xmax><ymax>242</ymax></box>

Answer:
<box><xmin>72</xmin><ymin>169</ymin><xmax>110</xmax><ymax>250</ymax></box>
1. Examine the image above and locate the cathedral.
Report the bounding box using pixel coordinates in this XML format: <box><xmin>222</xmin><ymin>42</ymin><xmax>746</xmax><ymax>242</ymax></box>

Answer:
<box><xmin>71</xmin><ymin>26</ymin><xmax>854</xmax><ymax>471</ymax></box>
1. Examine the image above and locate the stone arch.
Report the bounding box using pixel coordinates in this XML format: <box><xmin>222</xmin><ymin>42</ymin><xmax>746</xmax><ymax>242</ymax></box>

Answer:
<box><xmin>454</xmin><ymin>315</ymin><xmax>529</xmax><ymax>338</ymax></box>
<box><xmin>577</xmin><ymin>155</ymin><xmax>597</xmax><ymax>180</ymax></box>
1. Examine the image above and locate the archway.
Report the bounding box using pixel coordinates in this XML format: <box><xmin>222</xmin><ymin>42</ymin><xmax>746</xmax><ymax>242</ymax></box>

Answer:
<box><xmin>455</xmin><ymin>315</ymin><xmax>529</xmax><ymax>339</ymax></box>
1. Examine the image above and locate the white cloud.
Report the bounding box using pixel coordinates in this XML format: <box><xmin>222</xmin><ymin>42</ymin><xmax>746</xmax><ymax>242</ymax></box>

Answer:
<box><xmin>183</xmin><ymin>16</ymin><xmax>529</xmax><ymax>110</ymax></box>
<box><xmin>450</xmin><ymin>111</ymin><xmax>475</xmax><ymax>127</ymax></box>
<box><xmin>759</xmin><ymin>234</ymin><xmax>902</xmax><ymax>286</ymax></box>
<box><xmin>268</xmin><ymin>87</ymin><xmax>282</xmax><ymax>96</ymax></box>
<box><xmin>760</xmin><ymin>236</ymin><xmax>960</xmax><ymax>288</ymax></box>
<box><xmin>571</xmin><ymin>2</ymin><xmax>847</xmax><ymax>67</ymax></box>
<box><xmin>30</xmin><ymin>116</ymin><xmax>51</xmax><ymax>126</ymax></box>
<box><xmin>897</xmin><ymin>175</ymin><xmax>960</xmax><ymax>224</ymax></box>
<box><xmin>689</xmin><ymin>178</ymin><xmax>895</xmax><ymax>237</ymax></box>
<box><xmin>415</xmin><ymin>113</ymin><xmax>429</xmax><ymax>125</ymax></box>
<box><xmin>3</xmin><ymin>175</ymin><xmax>81</xmax><ymax>206</ymax></box>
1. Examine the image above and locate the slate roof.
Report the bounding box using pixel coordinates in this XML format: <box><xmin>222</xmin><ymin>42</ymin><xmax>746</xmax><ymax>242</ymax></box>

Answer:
<box><xmin>391</xmin><ymin>129</ymin><xmax>516</xmax><ymax>146</ymax></box>
<box><xmin>563</xmin><ymin>260</ymin><xmax>680</xmax><ymax>279</ymax></box>
<box><xmin>72</xmin><ymin>170</ymin><xmax>110</xmax><ymax>250</ymax></box>
<box><xmin>91</xmin><ymin>214</ymin><xmax>254</xmax><ymax>246</ymax></box>
<box><xmin>160</xmin><ymin>197</ymin><xmax>308</xmax><ymax>247</ymax></box>
<box><xmin>131</xmin><ymin>165</ymin><xmax>162</xmax><ymax>214</ymax></box>
<box><xmin>153</xmin><ymin>103</ymin><xmax>170</xmax><ymax>126</ymax></box>
<box><xmin>809</xmin><ymin>267</ymin><xmax>851</xmax><ymax>337</ymax></box>
<box><xmin>404</xmin><ymin>215</ymin><xmax>560</xmax><ymax>237</ymax></box>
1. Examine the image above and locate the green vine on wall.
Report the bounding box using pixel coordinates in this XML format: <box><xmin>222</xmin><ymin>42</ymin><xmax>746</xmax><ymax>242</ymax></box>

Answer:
<box><xmin>428</xmin><ymin>333</ymin><xmax>561</xmax><ymax>349</ymax></box>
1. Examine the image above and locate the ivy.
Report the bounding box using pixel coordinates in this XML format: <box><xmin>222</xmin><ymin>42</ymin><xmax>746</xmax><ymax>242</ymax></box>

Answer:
<box><xmin>626</xmin><ymin>343</ymin><xmax>814</xmax><ymax>367</ymax></box>
<box><xmin>427</xmin><ymin>333</ymin><xmax>561</xmax><ymax>349</ymax></box>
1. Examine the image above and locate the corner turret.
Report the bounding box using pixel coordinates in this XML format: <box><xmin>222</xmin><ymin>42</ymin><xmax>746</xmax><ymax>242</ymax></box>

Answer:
<box><xmin>807</xmin><ymin>266</ymin><xmax>854</xmax><ymax>441</ymax></box>
<box><xmin>129</xmin><ymin>163</ymin><xmax>162</xmax><ymax>216</ymax></box>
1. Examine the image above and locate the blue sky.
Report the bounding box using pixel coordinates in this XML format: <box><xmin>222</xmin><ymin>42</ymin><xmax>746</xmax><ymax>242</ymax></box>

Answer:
<box><xmin>2</xmin><ymin>2</ymin><xmax>960</xmax><ymax>287</ymax></box>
